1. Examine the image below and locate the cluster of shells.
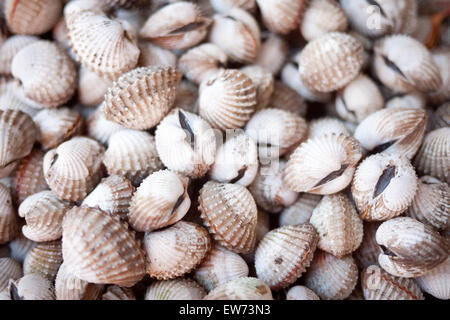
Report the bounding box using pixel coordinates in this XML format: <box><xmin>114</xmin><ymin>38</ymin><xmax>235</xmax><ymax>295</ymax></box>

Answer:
<box><xmin>0</xmin><ymin>0</ymin><xmax>448</xmax><ymax>301</ymax></box>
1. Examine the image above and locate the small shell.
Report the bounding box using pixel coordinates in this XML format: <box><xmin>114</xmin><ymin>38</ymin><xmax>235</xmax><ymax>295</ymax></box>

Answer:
<box><xmin>8</xmin><ymin>234</ymin><xmax>36</xmax><ymax>263</ymax></box>
<box><xmin>82</xmin><ymin>175</ymin><xmax>134</xmax><ymax>218</ymax></box>
<box><xmin>256</xmin><ymin>34</ymin><xmax>288</xmax><ymax>76</ymax></box>
<box><xmin>138</xmin><ymin>42</ymin><xmax>177</xmax><ymax>68</ymax></box>
<box><xmin>299</xmin><ymin>32</ymin><xmax>364</xmax><ymax>93</ymax></box>
<box><xmin>198</xmin><ymin>181</ymin><xmax>257</xmax><ymax>254</ymax></box>
<box><xmin>55</xmin><ymin>263</ymin><xmax>104</xmax><ymax>300</ymax></box>
<box><xmin>240</xmin><ymin>65</ymin><xmax>274</xmax><ymax>110</ymax></box>
<box><xmin>145</xmin><ymin>278</ymin><xmax>206</xmax><ymax>300</ymax></box>
<box><xmin>283</xmin><ymin>133</ymin><xmax>362</xmax><ymax>195</ymax></box>
<box><xmin>255</xmin><ymin>223</ymin><xmax>318</xmax><ymax>290</ymax></box>
<box><xmin>416</xmin><ymin>257</ymin><xmax>450</xmax><ymax>300</ymax></box>
<box><xmin>269</xmin><ymin>81</ymin><xmax>307</xmax><ymax>117</ymax></box>
<box><xmin>0</xmin><ymin>183</ymin><xmax>18</xmax><ymax>244</ymax></box>
<box><xmin>140</xmin><ymin>1</ymin><xmax>211</xmax><ymax>50</ymax></box>
<box><xmin>210</xmin><ymin>0</ymin><xmax>256</xmax><ymax>14</ymax></box>
<box><xmin>103</xmin><ymin>129</ymin><xmax>163</xmax><ymax>186</ymax></box>
<box><xmin>0</xmin><ymin>35</ymin><xmax>39</xmax><ymax>75</ymax></box>
<box><xmin>361</xmin><ymin>265</ymin><xmax>424</xmax><ymax>300</ymax></box>
<box><xmin>194</xmin><ymin>244</ymin><xmax>249</xmax><ymax>292</ymax></box>
<box><xmin>23</xmin><ymin>240</ymin><xmax>63</xmax><ymax>281</ymax></box>
<box><xmin>77</xmin><ymin>67</ymin><xmax>113</xmax><ymax>107</ymax></box>
<box><xmin>102</xmin><ymin>285</ymin><xmax>136</xmax><ymax>300</ymax></box>
<box><xmin>4</xmin><ymin>0</ymin><xmax>62</xmax><ymax>35</ymax></box>
<box><xmin>308</xmin><ymin>118</ymin><xmax>350</xmax><ymax>140</ymax></box>
<box><xmin>144</xmin><ymin>221</ymin><xmax>211</xmax><ymax>280</ymax></box>
<box><xmin>86</xmin><ymin>106</ymin><xmax>126</xmax><ymax>145</ymax></box>
<box><xmin>256</xmin><ymin>0</ymin><xmax>307</xmax><ymax>35</ymax></box>
<box><xmin>199</xmin><ymin>69</ymin><xmax>257</xmax><ymax>131</ymax></box>
<box><xmin>430</xmin><ymin>103</ymin><xmax>450</xmax><ymax>130</ymax></box>
<box><xmin>286</xmin><ymin>286</ymin><xmax>320</xmax><ymax>300</ymax></box>
<box><xmin>8</xmin><ymin>274</ymin><xmax>55</xmax><ymax>300</ymax></box>
<box><xmin>373</xmin><ymin>35</ymin><xmax>442</xmax><ymax>93</ymax></box>
<box><xmin>304</xmin><ymin>251</ymin><xmax>358</xmax><ymax>300</ymax></box>
<box><xmin>155</xmin><ymin>109</ymin><xmax>217</xmax><ymax>179</ymax></box>
<box><xmin>428</xmin><ymin>48</ymin><xmax>450</xmax><ymax>105</ymax></box>
<box><xmin>204</xmin><ymin>277</ymin><xmax>273</xmax><ymax>300</ymax></box>
<box><xmin>279</xmin><ymin>193</ymin><xmax>322</xmax><ymax>227</ymax></box>
<box><xmin>11</xmin><ymin>40</ymin><xmax>78</xmax><ymax>108</ymax></box>
<box><xmin>354</xmin><ymin>221</ymin><xmax>382</xmax><ymax>269</ymax></box>
<box><xmin>19</xmin><ymin>190</ymin><xmax>71</xmax><ymax>242</ymax></box>
<box><xmin>43</xmin><ymin>137</ymin><xmax>105</xmax><ymax>201</ymax></box>
<box><xmin>62</xmin><ymin>206</ymin><xmax>146</xmax><ymax>287</ymax></box>
<box><xmin>413</xmin><ymin>128</ymin><xmax>450</xmax><ymax>184</ymax></box>
<box><xmin>354</xmin><ymin>108</ymin><xmax>427</xmax><ymax>159</ymax></box>
<box><xmin>103</xmin><ymin>66</ymin><xmax>181</xmax><ymax>130</ymax></box>
<box><xmin>385</xmin><ymin>92</ymin><xmax>426</xmax><ymax>109</ymax></box>
<box><xmin>0</xmin><ymin>258</ymin><xmax>22</xmax><ymax>291</ymax></box>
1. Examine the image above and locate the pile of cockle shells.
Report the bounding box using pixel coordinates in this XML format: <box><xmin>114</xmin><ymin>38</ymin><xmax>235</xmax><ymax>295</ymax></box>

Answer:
<box><xmin>0</xmin><ymin>0</ymin><xmax>448</xmax><ymax>301</ymax></box>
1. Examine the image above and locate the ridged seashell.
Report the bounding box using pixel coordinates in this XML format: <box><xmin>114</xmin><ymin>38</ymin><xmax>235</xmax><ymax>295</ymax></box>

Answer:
<box><xmin>145</xmin><ymin>279</ymin><xmax>206</xmax><ymax>300</ymax></box>
<box><xmin>144</xmin><ymin>221</ymin><xmax>211</xmax><ymax>280</ymax></box>
<box><xmin>354</xmin><ymin>222</ymin><xmax>382</xmax><ymax>269</ymax></box>
<box><xmin>155</xmin><ymin>109</ymin><xmax>217</xmax><ymax>179</ymax></box>
<box><xmin>77</xmin><ymin>67</ymin><xmax>113</xmax><ymax>107</ymax></box>
<box><xmin>0</xmin><ymin>110</ymin><xmax>36</xmax><ymax>173</ymax></box>
<box><xmin>55</xmin><ymin>263</ymin><xmax>104</xmax><ymax>300</ymax></box>
<box><xmin>376</xmin><ymin>217</ymin><xmax>448</xmax><ymax>278</ymax></box>
<box><xmin>198</xmin><ymin>181</ymin><xmax>257</xmax><ymax>254</ymax></box>
<box><xmin>194</xmin><ymin>244</ymin><xmax>249</xmax><ymax>292</ymax></box>
<box><xmin>308</xmin><ymin>117</ymin><xmax>350</xmax><ymax>140</ymax></box>
<box><xmin>310</xmin><ymin>193</ymin><xmax>363</xmax><ymax>258</ymax></box>
<box><xmin>284</xmin><ymin>133</ymin><xmax>362</xmax><ymax>195</ymax></box>
<box><xmin>210</xmin><ymin>0</ymin><xmax>256</xmax><ymax>13</ymax></box>
<box><xmin>8</xmin><ymin>274</ymin><xmax>55</xmax><ymax>300</ymax></box>
<box><xmin>4</xmin><ymin>0</ymin><xmax>62</xmax><ymax>35</ymax></box>
<box><xmin>335</xmin><ymin>74</ymin><xmax>384</xmax><ymax>123</ymax></box>
<box><xmin>103</xmin><ymin>66</ymin><xmax>181</xmax><ymax>130</ymax></box>
<box><xmin>279</xmin><ymin>193</ymin><xmax>321</xmax><ymax>227</ymax></box>
<box><xmin>199</xmin><ymin>69</ymin><xmax>257</xmax><ymax>131</ymax></box>
<box><xmin>23</xmin><ymin>240</ymin><xmax>63</xmax><ymax>281</ymax></box>
<box><xmin>304</xmin><ymin>251</ymin><xmax>358</xmax><ymax>300</ymax></box>
<box><xmin>8</xmin><ymin>234</ymin><xmax>36</xmax><ymax>263</ymax></box>
<box><xmin>431</xmin><ymin>103</ymin><xmax>450</xmax><ymax>130</ymax></box>
<box><xmin>373</xmin><ymin>35</ymin><xmax>442</xmax><ymax>93</ymax></box>
<box><xmin>256</xmin><ymin>34</ymin><xmax>288</xmax><ymax>76</ymax></box>
<box><xmin>406</xmin><ymin>176</ymin><xmax>449</xmax><ymax>230</ymax></box>
<box><xmin>413</xmin><ymin>128</ymin><xmax>450</xmax><ymax>184</ymax></box>
<box><xmin>66</xmin><ymin>11</ymin><xmax>140</xmax><ymax>80</ymax></box>
<box><xmin>300</xmin><ymin>0</ymin><xmax>348</xmax><ymax>41</ymax></box>
<box><xmin>43</xmin><ymin>137</ymin><xmax>105</xmax><ymax>201</ymax></box>
<box><xmin>103</xmin><ymin>129</ymin><xmax>163</xmax><ymax>186</ymax></box>
<box><xmin>0</xmin><ymin>258</ymin><xmax>22</xmax><ymax>291</ymax></box>
<box><xmin>269</xmin><ymin>81</ymin><xmax>307</xmax><ymax>117</ymax></box>
<box><xmin>256</xmin><ymin>0</ymin><xmax>307</xmax><ymax>35</ymax></box>
<box><xmin>255</xmin><ymin>224</ymin><xmax>318</xmax><ymax>290</ymax></box>
<box><xmin>0</xmin><ymin>183</ymin><xmax>18</xmax><ymax>244</ymax></box>
<box><xmin>354</xmin><ymin>108</ymin><xmax>427</xmax><ymax>159</ymax></box>
<box><xmin>86</xmin><ymin>106</ymin><xmax>126</xmax><ymax>145</ymax></box>
<box><xmin>385</xmin><ymin>92</ymin><xmax>426</xmax><ymax>110</ymax></box>
<box><xmin>18</xmin><ymin>191</ymin><xmax>71</xmax><ymax>242</ymax></box>
<box><xmin>416</xmin><ymin>257</ymin><xmax>450</xmax><ymax>300</ymax></box>
<box><xmin>286</xmin><ymin>285</ymin><xmax>320</xmax><ymax>300</ymax></box>
<box><xmin>102</xmin><ymin>285</ymin><xmax>136</xmax><ymax>300</ymax></box>
<box><xmin>361</xmin><ymin>265</ymin><xmax>424</xmax><ymax>300</ymax></box>
<box><xmin>209</xmin><ymin>8</ymin><xmax>260</xmax><ymax>63</ymax></box>
<box><xmin>240</xmin><ymin>65</ymin><xmax>274</xmax><ymax>110</ymax></box>
<box><xmin>299</xmin><ymin>32</ymin><xmax>364</xmax><ymax>93</ymax></box>
<box><xmin>352</xmin><ymin>153</ymin><xmax>418</xmax><ymax>221</ymax></box>
<box><xmin>428</xmin><ymin>48</ymin><xmax>450</xmax><ymax>104</ymax></box>
<box><xmin>0</xmin><ymin>83</ymin><xmax>40</xmax><ymax>117</ymax></box>
<box><xmin>140</xmin><ymin>1</ymin><xmax>211</xmax><ymax>50</ymax></box>
<box><xmin>62</xmin><ymin>206</ymin><xmax>146</xmax><ymax>287</ymax></box>
<box><xmin>82</xmin><ymin>175</ymin><xmax>134</xmax><ymax>218</ymax></box>
<box><xmin>11</xmin><ymin>40</ymin><xmax>77</xmax><ymax>108</ymax></box>
<box><xmin>33</xmin><ymin>108</ymin><xmax>83</xmax><ymax>150</ymax></box>
<box><xmin>0</xmin><ymin>35</ymin><xmax>39</xmax><ymax>75</ymax></box>
<box><xmin>204</xmin><ymin>277</ymin><xmax>273</xmax><ymax>300</ymax></box>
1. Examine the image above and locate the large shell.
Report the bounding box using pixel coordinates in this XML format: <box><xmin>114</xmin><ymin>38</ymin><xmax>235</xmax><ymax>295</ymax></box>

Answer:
<box><xmin>428</xmin><ymin>48</ymin><xmax>450</xmax><ymax>105</ymax></box>
<box><xmin>416</xmin><ymin>257</ymin><xmax>450</xmax><ymax>300</ymax></box>
<box><xmin>0</xmin><ymin>258</ymin><xmax>22</xmax><ymax>291</ymax></box>
<box><xmin>283</xmin><ymin>133</ymin><xmax>362</xmax><ymax>195</ymax></box>
<box><xmin>269</xmin><ymin>81</ymin><xmax>307</xmax><ymax>117</ymax></box>
<box><xmin>256</xmin><ymin>34</ymin><xmax>288</xmax><ymax>76</ymax></box>
<box><xmin>8</xmin><ymin>274</ymin><xmax>55</xmax><ymax>300</ymax></box>
<box><xmin>23</xmin><ymin>240</ymin><xmax>63</xmax><ymax>281</ymax></box>
<box><xmin>299</xmin><ymin>32</ymin><xmax>364</xmax><ymax>93</ymax></box>
<box><xmin>286</xmin><ymin>285</ymin><xmax>320</xmax><ymax>300</ymax></box>
<box><xmin>62</xmin><ymin>206</ymin><xmax>146</xmax><ymax>287</ymax></box>
<box><xmin>304</xmin><ymin>251</ymin><xmax>358</xmax><ymax>300</ymax></box>
<box><xmin>86</xmin><ymin>106</ymin><xmax>126</xmax><ymax>145</ymax></box>
<box><xmin>279</xmin><ymin>193</ymin><xmax>321</xmax><ymax>227</ymax></box>
<box><xmin>351</xmin><ymin>153</ymin><xmax>418</xmax><ymax>221</ymax></box>
<box><xmin>144</xmin><ymin>221</ymin><xmax>211</xmax><ymax>280</ymax></box>
<box><xmin>145</xmin><ymin>278</ymin><xmax>206</xmax><ymax>300</ymax></box>
<box><xmin>102</xmin><ymin>285</ymin><xmax>136</xmax><ymax>300</ymax></box>
<box><xmin>354</xmin><ymin>222</ymin><xmax>382</xmax><ymax>269</ymax></box>
<box><xmin>77</xmin><ymin>67</ymin><xmax>113</xmax><ymax>107</ymax></box>
<box><xmin>0</xmin><ymin>183</ymin><xmax>18</xmax><ymax>244</ymax></box>
<box><xmin>256</xmin><ymin>0</ymin><xmax>307</xmax><ymax>35</ymax></box>
<box><xmin>0</xmin><ymin>35</ymin><xmax>39</xmax><ymax>75</ymax></box>
<box><xmin>255</xmin><ymin>223</ymin><xmax>318</xmax><ymax>290</ymax></box>
<box><xmin>43</xmin><ymin>137</ymin><xmax>105</xmax><ymax>201</ymax></box>
<box><xmin>55</xmin><ymin>263</ymin><xmax>104</xmax><ymax>300</ymax></box>
<box><xmin>204</xmin><ymin>277</ymin><xmax>273</xmax><ymax>300</ymax></box>
<box><xmin>240</xmin><ymin>65</ymin><xmax>274</xmax><ymax>110</ymax></box>
<box><xmin>198</xmin><ymin>181</ymin><xmax>257</xmax><ymax>254</ymax></box>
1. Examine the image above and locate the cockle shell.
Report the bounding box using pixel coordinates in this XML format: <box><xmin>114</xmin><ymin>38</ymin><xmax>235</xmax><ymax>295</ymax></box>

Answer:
<box><xmin>43</xmin><ymin>137</ymin><xmax>105</xmax><ymax>201</ymax></box>
<box><xmin>55</xmin><ymin>262</ymin><xmax>104</xmax><ymax>300</ymax></box>
<box><xmin>198</xmin><ymin>181</ymin><xmax>257</xmax><ymax>254</ymax></box>
<box><xmin>308</xmin><ymin>118</ymin><xmax>350</xmax><ymax>139</ymax></box>
<box><xmin>144</xmin><ymin>221</ymin><xmax>211</xmax><ymax>280</ymax></box>
<box><xmin>304</xmin><ymin>251</ymin><xmax>358</xmax><ymax>300</ymax></box>
<box><xmin>0</xmin><ymin>82</ymin><xmax>40</xmax><ymax>117</ymax></box>
<box><xmin>199</xmin><ymin>69</ymin><xmax>257</xmax><ymax>131</ymax></box>
<box><xmin>8</xmin><ymin>274</ymin><xmax>55</xmax><ymax>300</ymax></box>
<box><xmin>62</xmin><ymin>206</ymin><xmax>146</xmax><ymax>287</ymax></box>
<box><xmin>431</xmin><ymin>103</ymin><xmax>450</xmax><ymax>130</ymax></box>
<box><xmin>385</xmin><ymin>92</ymin><xmax>426</xmax><ymax>110</ymax></box>
<box><xmin>102</xmin><ymin>285</ymin><xmax>135</xmax><ymax>300</ymax></box>
<box><xmin>103</xmin><ymin>129</ymin><xmax>163</xmax><ymax>186</ymax></box>
<box><xmin>33</xmin><ymin>108</ymin><xmax>83</xmax><ymax>150</ymax></box>
<box><xmin>23</xmin><ymin>240</ymin><xmax>63</xmax><ymax>281</ymax></box>
<box><xmin>86</xmin><ymin>106</ymin><xmax>126</xmax><ymax>145</ymax></box>
<box><xmin>0</xmin><ymin>258</ymin><xmax>22</xmax><ymax>291</ymax></box>
<box><xmin>413</xmin><ymin>127</ymin><xmax>450</xmax><ymax>184</ymax></box>
<box><xmin>373</xmin><ymin>35</ymin><xmax>442</xmax><ymax>93</ymax></box>
<box><xmin>299</xmin><ymin>32</ymin><xmax>364</xmax><ymax>93</ymax></box>
<box><xmin>361</xmin><ymin>265</ymin><xmax>424</xmax><ymax>300</ymax></box>
<box><xmin>103</xmin><ymin>66</ymin><xmax>181</xmax><ymax>130</ymax></box>
<box><xmin>18</xmin><ymin>190</ymin><xmax>71</xmax><ymax>242</ymax></box>
<box><xmin>138</xmin><ymin>42</ymin><xmax>177</xmax><ymax>68</ymax></box>
<box><xmin>8</xmin><ymin>234</ymin><xmax>35</xmax><ymax>263</ymax></box>
<box><xmin>210</xmin><ymin>0</ymin><xmax>256</xmax><ymax>13</ymax></box>
<box><xmin>4</xmin><ymin>0</ymin><xmax>62</xmax><ymax>35</ymax></box>
<box><xmin>269</xmin><ymin>81</ymin><xmax>307</xmax><ymax>117</ymax></box>
<box><xmin>428</xmin><ymin>48</ymin><xmax>450</xmax><ymax>105</ymax></box>
<box><xmin>0</xmin><ymin>35</ymin><xmax>38</xmax><ymax>75</ymax></box>
<box><xmin>256</xmin><ymin>34</ymin><xmax>288</xmax><ymax>76</ymax></box>
<box><xmin>82</xmin><ymin>175</ymin><xmax>134</xmax><ymax>218</ymax></box>
<box><xmin>77</xmin><ymin>67</ymin><xmax>113</xmax><ymax>107</ymax></box>
<box><xmin>194</xmin><ymin>244</ymin><xmax>249</xmax><ymax>292</ymax></box>
<box><xmin>354</xmin><ymin>222</ymin><xmax>382</xmax><ymax>269</ymax></box>
<box><xmin>155</xmin><ymin>109</ymin><xmax>217</xmax><ymax>179</ymax></box>
<box><xmin>416</xmin><ymin>257</ymin><xmax>450</xmax><ymax>300</ymax></box>
<box><xmin>376</xmin><ymin>217</ymin><xmax>448</xmax><ymax>278</ymax></box>
<box><xmin>145</xmin><ymin>279</ymin><xmax>206</xmax><ymax>300</ymax></box>
<box><xmin>284</xmin><ymin>133</ymin><xmax>362</xmax><ymax>195</ymax></box>
<box><xmin>204</xmin><ymin>277</ymin><xmax>273</xmax><ymax>300</ymax></box>
<box><xmin>240</xmin><ymin>65</ymin><xmax>274</xmax><ymax>110</ymax></box>
<box><xmin>256</xmin><ymin>0</ymin><xmax>307</xmax><ymax>35</ymax></box>
<box><xmin>0</xmin><ymin>183</ymin><xmax>18</xmax><ymax>244</ymax></box>
<box><xmin>286</xmin><ymin>286</ymin><xmax>320</xmax><ymax>300</ymax></box>
<box><xmin>255</xmin><ymin>223</ymin><xmax>318</xmax><ymax>290</ymax></box>
<box><xmin>279</xmin><ymin>193</ymin><xmax>321</xmax><ymax>227</ymax></box>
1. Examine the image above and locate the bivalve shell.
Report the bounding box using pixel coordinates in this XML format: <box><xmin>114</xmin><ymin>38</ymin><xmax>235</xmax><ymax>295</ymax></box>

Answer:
<box><xmin>23</xmin><ymin>240</ymin><xmax>63</xmax><ymax>281</ymax></box>
<box><xmin>0</xmin><ymin>183</ymin><xmax>18</xmax><ymax>244</ymax></box>
<box><xmin>269</xmin><ymin>81</ymin><xmax>307</xmax><ymax>117</ymax></box>
<box><xmin>78</xmin><ymin>67</ymin><xmax>113</xmax><ymax>107</ymax></box>
<box><xmin>86</xmin><ymin>106</ymin><xmax>126</xmax><ymax>145</ymax></box>
<box><xmin>279</xmin><ymin>193</ymin><xmax>321</xmax><ymax>227</ymax></box>
<box><xmin>145</xmin><ymin>278</ymin><xmax>206</xmax><ymax>300</ymax></box>
<box><xmin>204</xmin><ymin>277</ymin><xmax>273</xmax><ymax>300</ymax></box>
<box><xmin>55</xmin><ymin>263</ymin><xmax>104</xmax><ymax>300</ymax></box>
<box><xmin>416</xmin><ymin>257</ymin><xmax>450</xmax><ymax>300</ymax></box>
<box><xmin>0</xmin><ymin>35</ymin><xmax>39</xmax><ymax>75</ymax></box>
<box><xmin>308</xmin><ymin>118</ymin><xmax>350</xmax><ymax>139</ymax></box>
<box><xmin>256</xmin><ymin>34</ymin><xmax>288</xmax><ymax>76</ymax></box>
<box><xmin>240</xmin><ymin>65</ymin><xmax>274</xmax><ymax>110</ymax></box>
<box><xmin>286</xmin><ymin>285</ymin><xmax>320</xmax><ymax>300</ymax></box>
<box><xmin>256</xmin><ymin>0</ymin><xmax>307</xmax><ymax>35</ymax></box>
<box><xmin>102</xmin><ymin>285</ymin><xmax>136</xmax><ymax>300</ymax></box>
<box><xmin>8</xmin><ymin>274</ymin><xmax>55</xmax><ymax>300</ymax></box>
<box><xmin>0</xmin><ymin>258</ymin><xmax>22</xmax><ymax>291</ymax></box>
